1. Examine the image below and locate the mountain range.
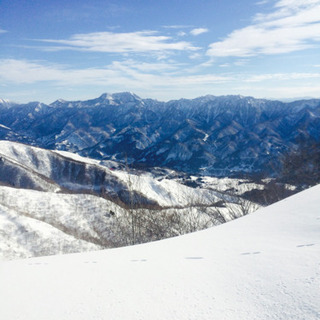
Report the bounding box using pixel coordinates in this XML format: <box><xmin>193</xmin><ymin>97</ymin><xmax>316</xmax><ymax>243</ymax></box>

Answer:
<box><xmin>1</xmin><ymin>93</ymin><xmax>319</xmax><ymax>176</ymax></box>
<box><xmin>0</xmin><ymin>93</ymin><xmax>318</xmax><ymax>318</ymax></box>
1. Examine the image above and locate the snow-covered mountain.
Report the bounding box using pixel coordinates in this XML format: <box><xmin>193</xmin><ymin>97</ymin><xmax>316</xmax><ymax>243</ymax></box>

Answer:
<box><xmin>0</xmin><ymin>140</ymin><xmax>227</xmax><ymax>206</ymax></box>
<box><xmin>1</xmin><ymin>93</ymin><xmax>319</xmax><ymax>176</ymax></box>
<box><xmin>0</xmin><ymin>183</ymin><xmax>319</xmax><ymax>320</ymax></box>
<box><xmin>1</xmin><ymin>141</ymin><xmax>265</xmax><ymax>260</ymax></box>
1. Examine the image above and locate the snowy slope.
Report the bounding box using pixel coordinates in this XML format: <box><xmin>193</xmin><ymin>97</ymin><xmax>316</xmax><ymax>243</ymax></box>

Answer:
<box><xmin>57</xmin><ymin>148</ymin><xmax>229</xmax><ymax>207</ymax></box>
<box><xmin>0</xmin><ymin>183</ymin><xmax>238</xmax><ymax>260</ymax></box>
<box><xmin>0</xmin><ymin>186</ymin><xmax>125</xmax><ymax>260</ymax></box>
<box><xmin>0</xmin><ymin>184</ymin><xmax>319</xmax><ymax>320</ymax></box>
<box><xmin>0</xmin><ymin>203</ymin><xmax>101</xmax><ymax>260</ymax></box>
<box><xmin>0</xmin><ymin>141</ymin><xmax>263</xmax><ymax>260</ymax></box>
<box><xmin>0</xmin><ymin>140</ymin><xmax>225</xmax><ymax>207</ymax></box>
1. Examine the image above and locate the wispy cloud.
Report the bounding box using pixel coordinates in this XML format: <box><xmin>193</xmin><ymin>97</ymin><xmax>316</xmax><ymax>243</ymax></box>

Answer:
<box><xmin>234</xmin><ymin>59</ymin><xmax>249</xmax><ymax>66</ymax></box>
<box><xmin>0</xmin><ymin>29</ymin><xmax>7</xmax><ymax>34</ymax></box>
<box><xmin>190</xmin><ymin>28</ymin><xmax>209</xmax><ymax>36</ymax></box>
<box><xmin>207</xmin><ymin>0</ymin><xmax>320</xmax><ymax>58</ymax></box>
<box><xmin>0</xmin><ymin>58</ymin><xmax>230</xmax><ymax>88</ymax></box>
<box><xmin>189</xmin><ymin>53</ymin><xmax>203</xmax><ymax>60</ymax></box>
<box><xmin>3</xmin><ymin>58</ymin><xmax>319</xmax><ymax>87</ymax></box>
<box><xmin>177</xmin><ymin>31</ymin><xmax>187</xmax><ymax>37</ymax></box>
<box><xmin>219</xmin><ymin>63</ymin><xmax>230</xmax><ymax>68</ymax></box>
<box><xmin>2</xmin><ymin>58</ymin><xmax>320</xmax><ymax>101</ymax></box>
<box><xmin>255</xmin><ymin>0</ymin><xmax>270</xmax><ymax>5</ymax></box>
<box><xmin>37</xmin><ymin>31</ymin><xmax>199</xmax><ymax>53</ymax></box>
<box><xmin>219</xmin><ymin>60</ymin><xmax>249</xmax><ymax>68</ymax></box>
<box><xmin>245</xmin><ymin>72</ymin><xmax>320</xmax><ymax>82</ymax></box>
<box><xmin>163</xmin><ymin>25</ymin><xmax>193</xmax><ymax>29</ymax></box>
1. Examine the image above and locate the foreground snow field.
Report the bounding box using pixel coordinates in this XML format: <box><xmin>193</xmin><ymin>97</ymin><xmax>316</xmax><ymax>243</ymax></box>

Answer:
<box><xmin>0</xmin><ymin>184</ymin><xmax>319</xmax><ymax>320</ymax></box>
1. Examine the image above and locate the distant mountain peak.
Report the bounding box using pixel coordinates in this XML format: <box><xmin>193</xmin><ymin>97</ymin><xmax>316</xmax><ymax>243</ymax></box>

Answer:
<box><xmin>111</xmin><ymin>92</ymin><xmax>142</xmax><ymax>102</ymax></box>
<box><xmin>0</xmin><ymin>98</ymin><xmax>14</xmax><ymax>106</ymax></box>
<box><xmin>0</xmin><ymin>93</ymin><xmax>319</xmax><ymax>177</ymax></box>
<box><xmin>50</xmin><ymin>99</ymin><xmax>68</xmax><ymax>107</ymax></box>
<box><xmin>98</xmin><ymin>93</ymin><xmax>113</xmax><ymax>100</ymax></box>
<box><xmin>98</xmin><ymin>92</ymin><xmax>141</xmax><ymax>101</ymax></box>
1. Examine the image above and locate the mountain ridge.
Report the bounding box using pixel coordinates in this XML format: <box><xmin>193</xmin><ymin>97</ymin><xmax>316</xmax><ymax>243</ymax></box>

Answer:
<box><xmin>1</xmin><ymin>140</ymin><xmax>264</xmax><ymax>260</ymax></box>
<box><xmin>0</xmin><ymin>93</ymin><xmax>319</xmax><ymax>176</ymax></box>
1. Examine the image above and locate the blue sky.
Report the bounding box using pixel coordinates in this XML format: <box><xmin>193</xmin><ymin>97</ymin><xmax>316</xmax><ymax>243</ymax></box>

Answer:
<box><xmin>1</xmin><ymin>0</ymin><xmax>320</xmax><ymax>103</ymax></box>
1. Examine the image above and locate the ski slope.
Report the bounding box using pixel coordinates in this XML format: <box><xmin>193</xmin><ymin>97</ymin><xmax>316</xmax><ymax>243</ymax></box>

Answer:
<box><xmin>0</xmin><ymin>184</ymin><xmax>319</xmax><ymax>320</ymax></box>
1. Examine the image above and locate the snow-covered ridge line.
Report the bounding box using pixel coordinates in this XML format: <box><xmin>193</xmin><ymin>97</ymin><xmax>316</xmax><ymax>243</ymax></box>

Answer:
<box><xmin>0</xmin><ymin>140</ymin><xmax>265</xmax><ymax>260</ymax></box>
<box><xmin>0</xmin><ymin>98</ymin><xmax>11</xmax><ymax>104</ymax></box>
<box><xmin>0</xmin><ymin>141</ymin><xmax>232</xmax><ymax>208</ymax></box>
<box><xmin>1</xmin><ymin>93</ymin><xmax>319</xmax><ymax>176</ymax></box>
<box><xmin>56</xmin><ymin>148</ymin><xmax>232</xmax><ymax>207</ymax></box>
<box><xmin>0</xmin><ymin>123</ymin><xmax>10</xmax><ymax>130</ymax></box>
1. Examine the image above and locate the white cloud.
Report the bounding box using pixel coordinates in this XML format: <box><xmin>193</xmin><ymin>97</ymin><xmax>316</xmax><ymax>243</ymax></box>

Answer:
<box><xmin>163</xmin><ymin>25</ymin><xmax>193</xmax><ymax>29</ymax></box>
<box><xmin>207</xmin><ymin>0</ymin><xmax>320</xmax><ymax>58</ymax></box>
<box><xmin>219</xmin><ymin>60</ymin><xmax>248</xmax><ymax>68</ymax></box>
<box><xmin>1</xmin><ymin>59</ymin><xmax>319</xmax><ymax>101</ymax></box>
<box><xmin>245</xmin><ymin>72</ymin><xmax>320</xmax><ymax>82</ymax></box>
<box><xmin>0</xmin><ymin>29</ymin><xmax>7</xmax><ymax>34</ymax></box>
<box><xmin>255</xmin><ymin>0</ymin><xmax>270</xmax><ymax>5</ymax></box>
<box><xmin>0</xmin><ymin>59</ymin><xmax>135</xmax><ymax>86</ymax></box>
<box><xmin>219</xmin><ymin>63</ymin><xmax>231</xmax><ymax>68</ymax></box>
<box><xmin>0</xmin><ymin>60</ymin><xmax>68</xmax><ymax>84</ymax></box>
<box><xmin>249</xmin><ymin>83</ymin><xmax>320</xmax><ymax>99</ymax></box>
<box><xmin>38</xmin><ymin>31</ymin><xmax>199</xmax><ymax>53</ymax></box>
<box><xmin>0</xmin><ymin>58</ymin><xmax>230</xmax><ymax>89</ymax></box>
<box><xmin>190</xmin><ymin>28</ymin><xmax>209</xmax><ymax>36</ymax></box>
<box><xmin>275</xmin><ymin>0</ymin><xmax>319</xmax><ymax>8</ymax></box>
<box><xmin>3</xmin><ymin>59</ymin><xmax>319</xmax><ymax>87</ymax></box>
<box><xmin>234</xmin><ymin>59</ymin><xmax>249</xmax><ymax>66</ymax></box>
<box><xmin>177</xmin><ymin>31</ymin><xmax>187</xmax><ymax>37</ymax></box>
<box><xmin>189</xmin><ymin>53</ymin><xmax>202</xmax><ymax>59</ymax></box>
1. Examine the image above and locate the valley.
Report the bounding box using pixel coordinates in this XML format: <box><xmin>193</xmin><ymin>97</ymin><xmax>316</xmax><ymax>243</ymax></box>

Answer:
<box><xmin>0</xmin><ymin>141</ymin><xmax>264</xmax><ymax>260</ymax></box>
<box><xmin>1</xmin><ymin>93</ymin><xmax>319</xmax><ymax>176</ymax></box>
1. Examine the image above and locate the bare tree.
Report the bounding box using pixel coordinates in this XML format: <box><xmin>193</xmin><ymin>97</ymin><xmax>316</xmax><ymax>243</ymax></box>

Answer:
<box><xmin>110</xmin><ymin>164</ymin><xmax>261</xmax><ymax>247</ymax></box>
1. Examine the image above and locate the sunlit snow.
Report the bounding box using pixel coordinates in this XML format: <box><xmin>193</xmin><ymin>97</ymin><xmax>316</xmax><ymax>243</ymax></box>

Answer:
<box><xmin>0</xmin><ymin>184</ymin><xmax>319</xmax><ymax>320</ymax></box>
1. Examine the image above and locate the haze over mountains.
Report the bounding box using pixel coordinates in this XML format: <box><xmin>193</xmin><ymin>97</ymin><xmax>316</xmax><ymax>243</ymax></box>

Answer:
<box><xmin>1</xmin><ymin>93</ymin><xmax>319</xmax><ymax>176</ymax></box>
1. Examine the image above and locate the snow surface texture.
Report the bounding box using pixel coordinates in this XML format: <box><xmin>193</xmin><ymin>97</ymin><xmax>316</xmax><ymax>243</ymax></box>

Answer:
<box><xmin>0</xmin><ymin>202</ymin><xmax>101</xmax><ymax>260</ymax></box>
<box><xmin>0</xmin><ymin>184</ymin><xmax>319</xmax><ymax>320</ymax></box>
<box><xmin>0</xmin><ymin>183</ymin><xmax>239</xmax><ymax>260</ymax></box>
